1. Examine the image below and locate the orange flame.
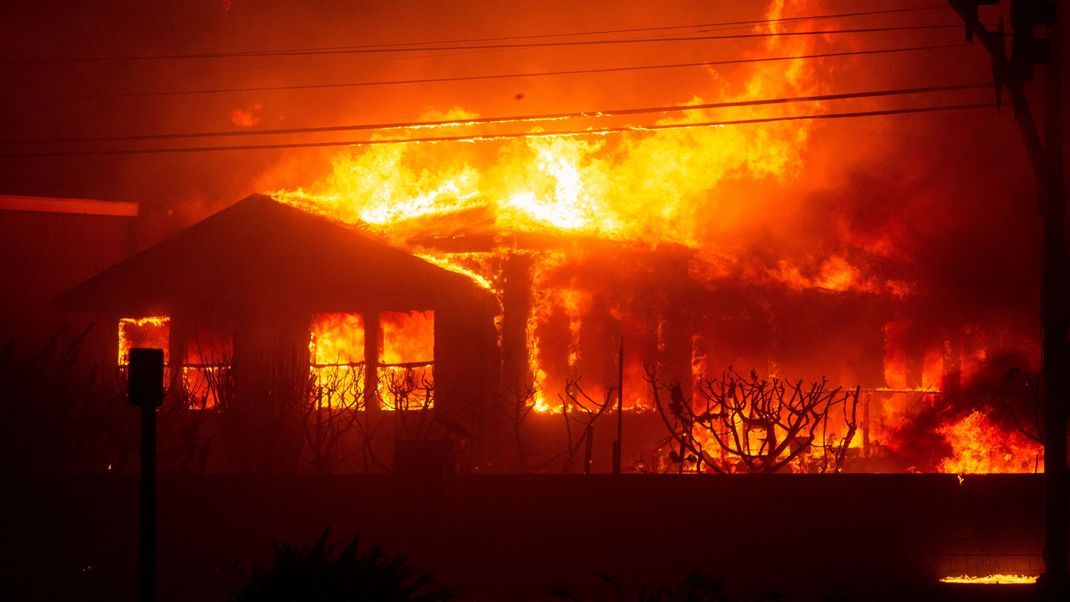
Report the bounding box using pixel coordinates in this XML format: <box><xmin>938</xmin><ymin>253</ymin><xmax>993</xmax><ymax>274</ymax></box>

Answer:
<box><xmin>940</xmin><ymin>574</ymin><xmax>1037</xmax><ymax>585</ymax></box>
<box><xmin>937</xmin><ymin>410</ymin><xmax>1042</xmax><ymax>474</ymax></box>
<box><xmin>262</xmin><ymin>0</ymin><xmax>927</xmax><ymax>418</ymax></box>
<box><xmin>117</xmin><ymin>316</ymin><xmax>170</xmax><ymax>365</ymax></box>
<box><xmin>271</xmin><ymin>2</ymin><xmax>825</xmax><ymax>248</ymax></box>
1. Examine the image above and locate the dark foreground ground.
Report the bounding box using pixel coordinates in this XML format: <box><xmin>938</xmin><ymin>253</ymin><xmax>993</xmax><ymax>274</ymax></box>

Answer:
<box><xmin>0</xmin><ymin>474</ymin><xmax>1056</xmax><ymax>601</ymax></box>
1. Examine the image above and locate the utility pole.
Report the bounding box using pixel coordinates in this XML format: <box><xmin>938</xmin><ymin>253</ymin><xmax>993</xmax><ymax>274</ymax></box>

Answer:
<box><xmin>1041</xmin><ymin>0</ymin><xmax>1068</xmax><ymax>592</ymax></box>
<box><xmin>947</xmin><ymin>0</ymin><xmax>1067</xmax><ymax>593</ymax></box>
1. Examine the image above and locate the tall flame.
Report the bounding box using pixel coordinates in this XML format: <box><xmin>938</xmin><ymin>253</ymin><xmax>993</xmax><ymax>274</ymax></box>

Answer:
<box><xmin>273</xmin><ymin>1</ymin><xmax>823</xmax><ymax>247</ymax></box>
<box><xmin>937</xmin><ymin>410</ymin><xmax>1042</xmax><ymax>474</ymax></box>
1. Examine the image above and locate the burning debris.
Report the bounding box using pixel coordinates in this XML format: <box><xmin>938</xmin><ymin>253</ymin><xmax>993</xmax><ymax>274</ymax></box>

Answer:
<box><xmin>939</xmin><ymin>574</ymin><xmax>1038</xmax><ymax>585</ymax></box>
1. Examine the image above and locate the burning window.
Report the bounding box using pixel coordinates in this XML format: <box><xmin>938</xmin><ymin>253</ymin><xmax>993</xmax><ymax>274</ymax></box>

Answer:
<box><xmin>117</xmin><ymin>316</ymin><xmax>170</xmax><ymax>366</ymax></box>
<box><xmin>308</xmin><ymin>311</ymin><xmax>434</xmax><ymax>410</ymax></box>
<box><xmin>309</xmin><ymin>313</ymin><xmax>366</xmax><ymax>409</ymax></box>
<box><xmin>118</xmin><ymin>317</ymin><xmax>234</xmax><ymax>409</ymax></box>
<box><xmin>182</xmin><ymin>326</ymin><xmax>233</xmax><ymax>410</ymax></box>
<box><xmin>380</xmin><ymin>311</ymin><xmax>434</xmax><ymax>411</ymax></box>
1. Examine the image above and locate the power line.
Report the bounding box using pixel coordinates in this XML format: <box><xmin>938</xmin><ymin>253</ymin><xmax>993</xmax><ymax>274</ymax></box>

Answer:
<box><xmin>3</xmin><ymin>82</ymin><xmax>989</xmax><ymax>146</ymax></box>
<box><xmin>3</xmin><ymin>42</ymin><xmax>969</xmax><ymax>102</ymax></box>
<box><xmin>6</xmin><ymin>6</ymin><xmax>948</xmax><ymax>65</ymax></box>
<box><xmin>227</xmin><ymin>5</ymin><xmax>949</xmax><ymax>53</ymax></box>
<box><xmin>0</xmin><ymin>102</ymin><xmax>995</xmax><ymax>158</ymax></box>
<box><xmin>2</xmin><ymin>8</ymin><xmax>951</xmax><ymax>77</ymax></box>
<box><xmin>10</xmin><ymin>23</ymin><xmax>963</xmax><ymax>64</ymax></box>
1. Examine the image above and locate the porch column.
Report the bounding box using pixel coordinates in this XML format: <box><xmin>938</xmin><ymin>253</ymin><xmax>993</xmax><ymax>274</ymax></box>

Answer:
<box><xmin>363</xmin><ymin>311</ymin><xmax>381</xmax><ymax>412</ymax></box>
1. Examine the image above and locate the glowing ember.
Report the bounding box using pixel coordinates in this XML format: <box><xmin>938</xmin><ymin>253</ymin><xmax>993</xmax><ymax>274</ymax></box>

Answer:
<box><xmin>939</xmin><ymin>574</ymin><xmax>1038</xmax><ymax>585</ymax></box>
<box><xmin>416</xmin><ymin>254</ymin><xmax>495</xmax><ymax>291</ymax></box>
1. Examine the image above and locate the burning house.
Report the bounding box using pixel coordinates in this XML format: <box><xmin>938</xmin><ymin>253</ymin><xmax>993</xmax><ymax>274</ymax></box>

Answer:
<box><xmin>7</xmin><ymin>0</ymin><xmax>1070</xmax><ymax>596</ymax></box>
<box><xmin>33</xmin><ymin>0</ymin><xmax>1044</xmax><ymax>477</ymax></box>
<box><xmin>53</xmin><ymin>182</ymin><xmax>1042</xmax><ymax>475</ymax></box>
<box><xmin>56</xmin><ymin>195</ymin><xmax>499</xmax><ymax>472</ymax></box>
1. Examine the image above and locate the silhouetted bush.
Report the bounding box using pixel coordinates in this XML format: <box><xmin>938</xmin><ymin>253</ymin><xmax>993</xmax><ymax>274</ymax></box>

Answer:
<box><xmin>231</xmin><ymin>529</ymin><xmax>453</xmax><ymax>602</ymax></box>
<box><xmin>638</xmin><ymin>573</ymin><xmax>730</xmax><ymax>602</ymax></box>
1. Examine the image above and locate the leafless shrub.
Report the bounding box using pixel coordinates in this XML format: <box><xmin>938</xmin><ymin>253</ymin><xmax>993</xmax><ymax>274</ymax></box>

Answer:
<box><xmin>507</xmin><ymin>377</ymin><xmax>540</xmax><ymax>472</ymax></box>
<box><xmin>1</xmin><ymin>324</ymin><xmax>214</xmax><ymax>475</ymax></box>
<box><xmin>501</xmin><ymin>375</ymin><xmax>616</xmax><ymax>474</ymax></box>
<box><xmin>556</xmin><ymin>379</ymin><xmax>615</xmax><ymax>474</ymax></box>
<box><xmin>384</xmin><ymin>366</ymin><xmax>436</xmax><ymax>441</ymax></box>
<box><xmin>303</xmin><ymin>364</ymin><xmax>365</xmax><ymax>473</ymax></box>
<box><xmin>647</xmin><ymin>365</ymin><xmax>860</xmax><ymax>473</ymax></box>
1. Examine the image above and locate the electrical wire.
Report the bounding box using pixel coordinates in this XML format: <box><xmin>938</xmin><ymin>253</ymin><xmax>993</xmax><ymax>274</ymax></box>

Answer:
<box><xmin>2</xmin><ymin>42</ymin><xmax>969</xmax><ymax>103</ymax></box>
<box><xmin>0</xmin><ymin>102</ymin><xmax>995</xmax><ymax>158</ymax></box>
<box><xmin>10</xmin><ymin>23</ymin><xmax>963</xmax><ymax>64</ymax></box>
<box><xmin>278</xmin><ymin>5</ymin><xmax>949</xmax><ymax>52</ymax></box>
<box><xmin>2</xmin><ymin>82</ymin><xmax>990</xmax><ymax>145</ymax></box>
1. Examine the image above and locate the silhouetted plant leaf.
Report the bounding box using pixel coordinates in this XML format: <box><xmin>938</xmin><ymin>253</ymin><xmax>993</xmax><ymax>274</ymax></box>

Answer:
<box><xmin>230</xmin><ymin>528</ymin><xmax>454</xmax><ymax>602</ymax></box>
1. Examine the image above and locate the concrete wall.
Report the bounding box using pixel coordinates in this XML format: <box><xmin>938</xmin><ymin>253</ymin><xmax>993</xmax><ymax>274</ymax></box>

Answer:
<box><xmin>4</xmin><ymin>474</ymin><xmax>1048</xmax><ymax>600</ymax></box>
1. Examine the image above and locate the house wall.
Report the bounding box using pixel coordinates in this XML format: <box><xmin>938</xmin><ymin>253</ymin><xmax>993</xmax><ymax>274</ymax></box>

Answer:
<box><xmin>434</xmin><ymin>300</ymin><xmax>501</xmax><ymax>470</ymax></box>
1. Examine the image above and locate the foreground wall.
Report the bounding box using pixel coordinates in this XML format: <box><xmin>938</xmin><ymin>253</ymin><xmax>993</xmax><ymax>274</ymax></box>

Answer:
<box><xmin>3</xmin><ymin>475</ymin><xmax>1047</xmax><ymax>600</ymax></box>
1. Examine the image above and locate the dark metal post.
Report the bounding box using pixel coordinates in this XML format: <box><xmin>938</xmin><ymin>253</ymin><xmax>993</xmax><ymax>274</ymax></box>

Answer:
<box><xmin>139</xmin><ymin>399</ymin><xmax>157</xmax><ymax>602</ymax></box>
<box><xmin>128</xmin><ymin>348</ymin><xmax>164</xmax><ymax>602</ymax></box>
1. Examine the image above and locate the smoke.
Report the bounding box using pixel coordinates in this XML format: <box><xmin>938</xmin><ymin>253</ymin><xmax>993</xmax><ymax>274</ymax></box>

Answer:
<box><xmin>881</xmin><ymin>350</ymin><xmax>1041</xmax><ymax>471</ymax></box>
<box><xmin>801</xmin><ymin>110</ymin><xmax>1040</xmax><ymax>326</ymax></box>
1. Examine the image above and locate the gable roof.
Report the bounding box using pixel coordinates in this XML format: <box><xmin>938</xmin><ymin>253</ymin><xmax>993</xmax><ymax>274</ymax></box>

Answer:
<box><xmin>55</xmin><ymin>194</ymin><xmax>492</xmax><ymax>316</ymax></box>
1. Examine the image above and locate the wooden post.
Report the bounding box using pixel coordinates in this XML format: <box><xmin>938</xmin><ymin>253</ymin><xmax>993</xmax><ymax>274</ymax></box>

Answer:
<box><xmin>862</xmin><ymin>391</ymin><xmax>870</xmax><ymax>459</ymax></box>
<box><xmin>364</xmin><ymin>311</ymin><xmax>381</xmax><ymax>412</ymax></box>
<box><xmin>501</xmin><ymin>253</ymin><xmax>534</xmax><ymax>394</ymax></box>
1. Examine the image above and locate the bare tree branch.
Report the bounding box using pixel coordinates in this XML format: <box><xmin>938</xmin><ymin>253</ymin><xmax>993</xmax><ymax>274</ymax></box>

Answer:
<box><xmin>648</xmin><ymin>364</ymin><xmax>860</xmax><ymax>473</ymax></box>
